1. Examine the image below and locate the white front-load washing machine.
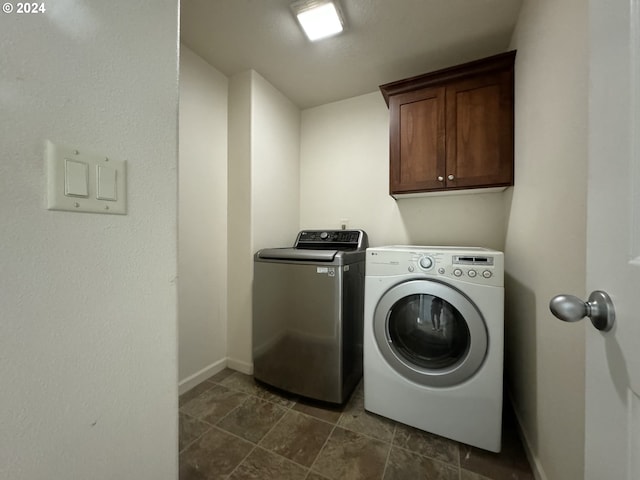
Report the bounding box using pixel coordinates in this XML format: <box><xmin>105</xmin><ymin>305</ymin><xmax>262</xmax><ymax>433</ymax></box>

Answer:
<box><xmin>363</xmin><ymin>246</ymin><xmax>504</xmax><ymax>452</ymax></box>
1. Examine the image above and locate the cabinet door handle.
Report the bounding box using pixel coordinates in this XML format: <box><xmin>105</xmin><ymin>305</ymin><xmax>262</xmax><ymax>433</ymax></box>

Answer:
<box><xmin>447</xmin><ymin>174</ymin><xmax>455</xmax><ymax>181</ymax></box>
<box><xmin>437</xmin><ymin>176</ymin><xmax>444</xmax><ymax>182</ymax></box>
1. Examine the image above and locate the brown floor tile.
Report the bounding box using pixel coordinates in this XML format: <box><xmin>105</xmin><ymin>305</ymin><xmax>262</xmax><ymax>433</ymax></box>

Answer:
<box><xmin>221</xmin><ymin>372</ymin><xmax>297</xmax><ymax>407</ymax></box>
<box><xmin>338</xmin><ymin>393</ymin><xmax>395</xmax><ymax>443</ymax></box>
<box><xmin>293</xmin><ymin>398</ymin><xmax>344</xmax><ymax>424</ymax></box>
<box><xmin>312</xmin><ymin>426</ymin><xmax>389</xmax><ymax>480</ymax></box>
<box><xmin>253</xmin><ymin>380</ymin><xmax>299</xmax><ymax>407</ymax></box>
<box><xmin>220</xmin><ymin>371</ymin><xmax>264</xmax><ymax>395</ymax></box>
<box><xmin>217</xmin><ymin>396</ymin><xmax>288</xmax><ymax>443</ymax></box>
<box><xmin>179</xmin><ymin>412</ymin><xmax>211</xmax><ymax>452</ymax></box>
<box><xmin>383</xmin><ymin>446</ymin><xmax>458</xmax><ymax>480</ymax></box>
<box><xmin>459</xmin><ymin>404</ymin><xmax>533</xmax><ymax>480</ymax></box>
<box><xmin>178</xmin><ymin>374</ymin><xmax>535</xmax><ymax>480</ymax></box>
<box><xmin>229</xmin><ymin>447</ymin><xmax>308</xmax><ymax>480</ymax></box>
<box><xmin>260</xmin><ymin>410</ymin><xmax>334</xmax><ymax>467</ymax></box>
<box><xmin>460</xmin><ymin>470</ymin><xmax>492</xmax><ymax>480</ymax></box>
<box><xmin>180</xmin><ymin>384</ymin><xmax>248</xmax><ymax>425</ymax></box>
<box><xmin>460</xmin><ymin>428</ymin><xmax>534</xmax><ymax>480</ymax></box>
<box><xmin>305</xmin><ymin>472</ymin><xmax>332</xmax><ymax>480</ymax></box>
<box><xmin>392</xmin><ymin>423</ymin><xmax>459</xmax><ymax>465</ymax></box>
<box><xmin>179</xmin><ymin>381</ymin><xmax>215</xmax><ymax>407</ymax></box>
<box><xmin>179</xmin><ymin>427</ymin><xmax>253</xmax><ymax>479</ymax></box>
<box><xmin>208</xmin><ymin>367</ymin><xmax>236</xmax><ymax>384</ymax></box>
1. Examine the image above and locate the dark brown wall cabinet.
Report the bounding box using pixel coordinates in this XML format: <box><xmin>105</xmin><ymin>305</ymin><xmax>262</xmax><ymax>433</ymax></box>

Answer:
<box><xmin>380</xmin><ymin>51</ymin><xmax>516</xmax><ymax>197</ymax></box>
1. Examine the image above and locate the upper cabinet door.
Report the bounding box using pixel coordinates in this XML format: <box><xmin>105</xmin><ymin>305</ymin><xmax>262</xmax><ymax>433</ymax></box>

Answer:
<box><xmin>389</xmin><ymin>87</ymin><xmax>446</xmax><ymax>193</ymax></box>
<box><xmin>445</xmin><ymin>70</ymin><xmax>514</xmax><ymax>189</ymax></box>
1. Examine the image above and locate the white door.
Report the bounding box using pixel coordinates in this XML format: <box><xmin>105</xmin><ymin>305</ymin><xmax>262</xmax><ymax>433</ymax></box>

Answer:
<box><xmin>584</xmin><ymin>0</ymin><xmax>640</xmax><ymax>478</ymax></box>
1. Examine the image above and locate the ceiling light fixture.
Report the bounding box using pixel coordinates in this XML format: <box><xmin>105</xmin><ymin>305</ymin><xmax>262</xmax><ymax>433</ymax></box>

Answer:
<box><xmin>291</xmin><ymin>0</ymin><xmax>346</xmax><ymax>42</ymax></box>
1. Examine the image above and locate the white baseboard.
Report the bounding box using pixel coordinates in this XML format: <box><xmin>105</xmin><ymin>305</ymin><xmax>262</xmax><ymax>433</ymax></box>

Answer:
<box><xmin>178</xmin><ymin>357</ymin><xmax>254</xmax><ymax>395</ymax></box>
<box><xmin>507</xmin><ymin>390</ymin><xmax>548</xmax><ymax>480</ymax></box>
<box><xmin>226</xmin><ymin>357</ymin><xmax>253</xmax><ymax>375</ymax></box>
<box><xmin>178</xmin><ymin>358</ymin><xmax>227</xmax><ymax>395</ymax></box>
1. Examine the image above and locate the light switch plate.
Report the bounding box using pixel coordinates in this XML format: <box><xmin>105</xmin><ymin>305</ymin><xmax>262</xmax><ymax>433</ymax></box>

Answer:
<box><xmin>46</xmin><ymin>140</ymin><xmax>127</xmax><ymax>215</ymax></box>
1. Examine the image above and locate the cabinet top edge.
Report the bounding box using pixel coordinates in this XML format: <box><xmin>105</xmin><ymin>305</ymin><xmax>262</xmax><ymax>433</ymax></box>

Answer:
<box><xmin>379</xmin><ymin>50</ymin><xmax>517</xmax><ymax>107</ymax></box>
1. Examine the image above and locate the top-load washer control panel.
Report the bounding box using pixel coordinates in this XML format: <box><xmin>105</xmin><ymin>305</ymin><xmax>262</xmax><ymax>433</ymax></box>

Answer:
<box><xmin>366</xmin><ymin>245</ymin><xmax>503</xmax><ymax>287</ymax></box>
<box><xmin>295</xmin><ymin>230</ymin><xmax>368</xmax><ymax>251</ymax></box>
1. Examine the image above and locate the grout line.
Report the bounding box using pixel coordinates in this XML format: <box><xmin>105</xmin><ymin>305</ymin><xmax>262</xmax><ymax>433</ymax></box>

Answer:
<box><xmin>178</xmin><ymin>382</ymin><xmax>216</xmax><ymax>411</ymax></box>
<box><xmin>177</xmin><ymin>422</ymin><xmax>213</xmax><ymax>455</ymax></box>
<box><xmin>225</xmin><ymin>442</ymin><xmax>258</xmax><ymax>479</ymax></box>
<box><xmin>254</xmin><ymin>444</ymin><xmax>315</xmax><ymax>475</ymax></box>
<box><xmin>380</xmin><ymin>424</ymin><xmax>396</xmax><ymax>479</ymax></box>
<box><xmin>290</xmin><ymin>408</ymin><xmax>342</xmax><ymax>428</ymax></box>
<box><xmin>256</xmin><ymin>398</ymin><xmax>293</xmax><ymax>448</ymax></box>
<box><xmin>214</xmin><ymin>382</ymin><xmax>316</xmax><ymax>476</ymax></box>
<box><xmin>308</xmin><ymin>422</ymin><xmax>338</xmax><ymax>476</ymax></box>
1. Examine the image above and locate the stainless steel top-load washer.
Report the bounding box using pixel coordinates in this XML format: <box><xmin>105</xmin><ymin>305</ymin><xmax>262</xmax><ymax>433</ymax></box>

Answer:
<box><xmin>252</xmin><ymin>230</ymin><xmax>368</xmax><ymax>404</ymax></box>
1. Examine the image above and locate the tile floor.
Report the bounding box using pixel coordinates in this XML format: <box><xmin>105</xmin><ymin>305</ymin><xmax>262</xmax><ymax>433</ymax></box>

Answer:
<box><xmin>179</xmin><ymin>369</ymin><xmax>534</xmax><ymax>480</ymax></box>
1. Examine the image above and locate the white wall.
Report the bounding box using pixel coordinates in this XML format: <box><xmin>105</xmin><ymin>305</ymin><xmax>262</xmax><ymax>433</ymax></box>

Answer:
<box><xmin>505</xmin><ymin>0</ymin><xmax>587</xmax><ymax>478</ymax></box>
<box><xmin>178</xmin><ymin>46</ymin><xmax>228</xmax><ymax>392</ymax></box>
<box><xmin>0</xmin><ymin>2</ymin><xmax>179</xmax><ymax>479</ymax></box>
<box><xmin>300</xmin><ymin>92</ymin><xmax>507</xmax><ymax>250</ymax></box>
<box><xmin>227</xmin><ymin>71</ymin><xmax>253</xmax><ymax>373</ymax></box>
<box><xmin>251</xmin><ymin>72</ymin><xmax>301</xmax><ymax>252</ymax></box>
<box><xmin>227</xmin><ymin>71</ymin><xmax>300</xmax><ymax>372</ymax></box>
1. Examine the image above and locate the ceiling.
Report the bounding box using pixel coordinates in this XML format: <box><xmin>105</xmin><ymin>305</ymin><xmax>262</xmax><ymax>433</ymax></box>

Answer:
<box><xmin>180</xmin><ymin>0</ymin><xmax>523</xmax><ymax>109</ymax></box>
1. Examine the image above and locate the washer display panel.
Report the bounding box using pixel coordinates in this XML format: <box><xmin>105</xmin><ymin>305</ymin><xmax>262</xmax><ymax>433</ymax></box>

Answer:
<box><xmin>374</xmin><ymin>280</ymin><xmax>488</xmax><ymax>387</ymax></box>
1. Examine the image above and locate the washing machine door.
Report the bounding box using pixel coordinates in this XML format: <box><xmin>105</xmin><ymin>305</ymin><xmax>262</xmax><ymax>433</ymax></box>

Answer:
<box><xmin>373</xmin><ymin>279</ymin><xmax>487</xmax><ymax>387</ymax></box>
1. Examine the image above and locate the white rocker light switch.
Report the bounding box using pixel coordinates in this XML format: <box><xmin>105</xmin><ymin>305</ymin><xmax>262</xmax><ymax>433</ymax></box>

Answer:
<box><xmin>46</xmin><ymin>140</ymin><xmax>127</xmax><ymax>214</ymax></box>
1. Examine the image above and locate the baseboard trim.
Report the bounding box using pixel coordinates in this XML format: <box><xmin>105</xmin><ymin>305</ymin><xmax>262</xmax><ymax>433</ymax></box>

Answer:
<box><xmin>226</xmin><ymin>357</ymin><xmax>253</xmax><ymax>375</ymax></box>
<box><xmin>178</xmin><ymin>358</ymin><xmax>227</xmax><ymax>395</ymax></box>
<box><xmin>506</xmin><ymin>390</ymin><xmax>548</xmax><ymax>480</ymax></box>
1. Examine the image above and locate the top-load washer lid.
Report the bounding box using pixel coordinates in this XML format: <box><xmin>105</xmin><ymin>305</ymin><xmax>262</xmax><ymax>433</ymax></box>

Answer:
<box><xmin>254</xmin><ymin>230</ymin><xmax>368</xmax><ymax>264</ymax></box>
<box><xmin>256</xmin><ymin>248</ymin><xmax>337</xmax><ymax>262</ymax></box>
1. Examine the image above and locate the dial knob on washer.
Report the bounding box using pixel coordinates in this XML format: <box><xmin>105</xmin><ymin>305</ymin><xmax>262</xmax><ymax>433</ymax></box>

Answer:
<box><xmin>320</xmin><ymin>231</ymin><xmax>329</xmax><ymax>240</ymax></box>
<box><xmin>419</xmin><ymin>256</ymin><xmax>434</xmax><ymax>270</ymax></box>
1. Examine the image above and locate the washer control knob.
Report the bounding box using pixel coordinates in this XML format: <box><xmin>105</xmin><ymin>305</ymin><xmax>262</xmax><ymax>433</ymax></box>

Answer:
<box><xmin>453</xmin><ymin>268</ymin><xmax>463</xmax><ymax>277</ymax></box>
<box><xmin>468</xmin><ymin>269</ymin><xmax>477</xmax><ymax>278</ymax></box>
<box><xmin>418</xmin><ymin>256</ymin><xmax>434</xmax><ymax>270</ymax></box>
<box><xmin>320</xmin><ymin>231</ymin><xmax>329</xmax><ymax>240</ymax></box>
<box><xmin>482</xmin><ymin>270</ymin><xmax>493</xmax><ymax>278</ymax></box>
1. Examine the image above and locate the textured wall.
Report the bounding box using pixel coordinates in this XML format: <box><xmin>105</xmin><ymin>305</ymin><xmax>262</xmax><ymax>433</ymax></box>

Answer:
<box><xmin>0</xmin><ymin>2</ymin><xmax>179</xmax><ymax>478</ymax></box>
<box><xmin>227</xmin><ymin>71</ymin><xmax>254</xmax><ymax>373</ymax></box>
<box><xmin>299</xmin><ymin>92</ymin><xmax>507</xmax><ymax>250</ymax></box>
<box><xmin>227</xmin><ymin>71</ymin><xmax>301</xmax><ymax>372</ymax></box>
<box><xmin>251</xmin><ymin>71</ymin><xmax>301</xmax><ymax>253</ymax></box>
<box><xmin>504</xmin><ymin>0</ymin><xmax>587</xmax><ymax>478</ymax></box>
<box><xmin>178</xmin><ymin>46</ymin><xmax>228</xmax><ymax>390</ymax></box>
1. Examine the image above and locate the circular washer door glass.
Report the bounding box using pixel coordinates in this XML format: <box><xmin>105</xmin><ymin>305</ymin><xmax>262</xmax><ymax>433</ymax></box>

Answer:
<box><xmin>373</xmin><ymin>279</ymin><xmax>487</xmax><ymax>387</ymax></box>
<box><xmin>388</xmin><ymin>293</ymin><xmax>470</xmax><ymax>370</ymax></box>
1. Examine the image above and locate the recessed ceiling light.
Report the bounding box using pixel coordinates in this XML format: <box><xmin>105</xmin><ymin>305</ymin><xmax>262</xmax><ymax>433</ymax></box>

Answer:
<box><xmin>291</xmin><ymin>0</ymin><xmax>345</xmax><ymax>42</ymax></box>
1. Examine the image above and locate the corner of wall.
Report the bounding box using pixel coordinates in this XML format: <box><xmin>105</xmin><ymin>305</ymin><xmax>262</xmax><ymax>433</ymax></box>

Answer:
<box><xmin>503</xmin><ymin>0</ymin><xmax>587</xmax><ymax>479</ymax></box>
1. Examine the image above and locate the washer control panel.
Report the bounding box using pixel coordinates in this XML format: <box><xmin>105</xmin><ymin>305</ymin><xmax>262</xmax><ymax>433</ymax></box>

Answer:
<box><xmin>366</xmin><ymin>246</ymin><xmax>503</xmax><ymax>286</ymax></box>
<box><xmin>295</xmin><ymin>230</ymin><xmax>368</xmax><ymax>251</ymax></box>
